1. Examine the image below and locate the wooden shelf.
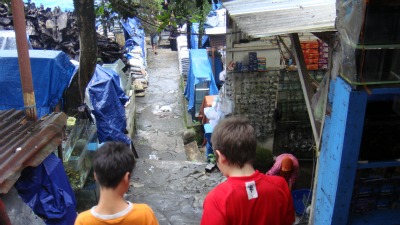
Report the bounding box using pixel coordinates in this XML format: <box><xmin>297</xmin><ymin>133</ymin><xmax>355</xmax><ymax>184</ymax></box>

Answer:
<box><xmin>357</xmin><ymin>160</ymin><xmax>400</xmax><ymax>169</ymax></box>
<box><xmin>349</xmin><ymin>209</ymin><xmax>400</xmax><ymax>225</ymax></box>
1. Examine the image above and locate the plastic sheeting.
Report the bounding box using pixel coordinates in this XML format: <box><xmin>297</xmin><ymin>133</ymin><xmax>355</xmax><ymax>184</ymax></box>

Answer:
<box><xmin>0</xmin><ymin>30</ymin><xmax>33</xmax><ymax>50</ymax></box>
<box><xmin>15</xmin><ymin>154</ymin><xmax>77</xmax><ymax>225</ymax></box>
<box><xmin>336</xmin><ymin>0</ymin><xmax>400</xmax><ymax>84</ymax></box>
<box><xmin>0</xmin><ymin>50</ymin><xmax>75</xmax><ymax>118</ymax></box>
<box><xmin>336</xmin><ymin>0</ymin><xmax>365</xmax><ymax>83</ymax></box>
<box><xmin>88</xmin><ymin>65</ymin><xmax>131</xmax><ymax>145</ymax></box>
<box><xmin>184</xmin><ymin>49</ymin><xmax>218</xmax><ymax>113</ymax></box>
<box><xmin>121</xmin><ymin>17</ymin><xmax>146</xmax><ymax>59</ymax></box>
<box><xmin>190</xmin><ymin>23</ymin><xmax>209</xmax><ymax>49</ymax></box>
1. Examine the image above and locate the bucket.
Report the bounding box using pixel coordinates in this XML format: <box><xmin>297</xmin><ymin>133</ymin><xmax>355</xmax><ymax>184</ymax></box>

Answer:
<box><xmin>292</xmin><ymin>189</ymin><xmax>312</xmax><ymax>215</ymax></box>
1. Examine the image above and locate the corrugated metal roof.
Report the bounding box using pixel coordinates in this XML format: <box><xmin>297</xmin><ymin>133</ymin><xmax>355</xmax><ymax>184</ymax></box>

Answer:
<box><xmin>0</xmin><ymin>109</ymin><xmax>67</xmax><ymax>194</ymax></box>
<box><xmin>223</xmin><ymin>0</ymin><xmax>336</xmax><ymax>37</ymax></box>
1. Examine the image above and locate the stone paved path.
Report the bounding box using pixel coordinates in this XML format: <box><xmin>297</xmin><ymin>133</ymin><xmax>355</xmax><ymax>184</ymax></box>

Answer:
<box><xmin>128</xmin><ymin>46</ymin><xmax>224</xmax><ymax>225</ymax></box>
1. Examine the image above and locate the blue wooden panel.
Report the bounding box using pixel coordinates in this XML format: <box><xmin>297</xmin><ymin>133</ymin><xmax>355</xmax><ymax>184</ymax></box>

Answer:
<box><xmin>313</xmin><ymin>76</ymin><xmax>400</xmax><ymax>224</ymax></box>
<box><xmin>333</xmin><ymin>87</ymin><xmax>367</xmax><ymax>223</ymax></box>
<box><xmin>314</xmin><ymin>77</ymin><xmax>367</xmax><ymax>224</ymax></box>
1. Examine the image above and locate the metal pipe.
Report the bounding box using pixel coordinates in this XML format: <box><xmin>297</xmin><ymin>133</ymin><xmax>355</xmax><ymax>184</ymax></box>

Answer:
<box><xmin>11</xmin><ymin>0</ymin><xmax>37</xmax><ymax>121</ymax></box>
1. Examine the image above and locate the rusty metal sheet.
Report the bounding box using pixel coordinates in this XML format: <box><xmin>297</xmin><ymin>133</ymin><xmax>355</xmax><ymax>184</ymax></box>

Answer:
<box><xmin>0</xmin><ymin>109</ymin><xmax>67</xmax><ymax>194</ymax></box>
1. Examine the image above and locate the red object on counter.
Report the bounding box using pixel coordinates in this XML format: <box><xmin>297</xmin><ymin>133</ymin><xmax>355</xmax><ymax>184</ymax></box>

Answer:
<box><xmin>0</xmin><ymin>199</ymin><xmax>11</xmax><ymax>225</ymax></box>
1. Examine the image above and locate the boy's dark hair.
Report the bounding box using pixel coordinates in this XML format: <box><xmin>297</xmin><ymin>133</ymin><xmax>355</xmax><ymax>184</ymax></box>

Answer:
<box><xmin>93</xmin><ymin>142</ymin><xmax>136</xmax><ymax>188</ymax></box>
<box><xmin>211</xmin><ymin>117</ymin><xmax>256</xmax><ymax>168</ymax></box>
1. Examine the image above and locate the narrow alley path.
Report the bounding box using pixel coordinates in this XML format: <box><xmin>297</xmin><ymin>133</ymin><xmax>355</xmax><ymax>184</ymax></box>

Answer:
<box><xmin>127</xmin><ymin>45</ymin><xmax>224</xmax><ymax>225</ymax></box>
<box><xmin>133</xmin><ymin>45</ymin><xmax>186</xmax><ymax>161</ymax></box>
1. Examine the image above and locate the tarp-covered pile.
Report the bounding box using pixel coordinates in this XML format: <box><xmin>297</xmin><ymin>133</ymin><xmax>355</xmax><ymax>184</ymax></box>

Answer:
<box><xmin>0</xmin><ymin>50</ymin><xmax>75</xmax><ymax>118</ymax></box>
<box><xmin>121</xmin><ymin>17</ymin><xmax>148</xmax><ymax>97</ymax></box>
<box><xmin>177</xmin><ymin>35</ymin><xmax>190</xmax><ymax>77</ymax></box>
<box><xmin>184</xmin><ymin>49</ymin><xmax>219</xmax><ymax>118</ymax></box>
<box><xmin>88</xmin><ymin>65</ymin><xmax>131</xmax><ymax>145</ymax></box>
<box><xmin>0</xmin><ymin>2</ymin><xmax>127</xmax><ymax>64</ymax></box>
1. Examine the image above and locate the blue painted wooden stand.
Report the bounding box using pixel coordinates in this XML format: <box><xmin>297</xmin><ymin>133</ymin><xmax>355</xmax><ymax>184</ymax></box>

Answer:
<box><xmin>313</xmin><ymin>77</ymin><xmax>400</xmax><ymax>224</ymax></box>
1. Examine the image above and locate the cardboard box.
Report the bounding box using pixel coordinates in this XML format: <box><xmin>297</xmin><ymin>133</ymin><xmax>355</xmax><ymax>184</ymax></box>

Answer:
<box><xmin>318</xmin><ymin>63</ymin><xmax>328</xmax><ymax>70</ymax></box>
<box><xmin>305</xmin><ymin>58</ymin><xmax>319</xmax><ymax>64</ymax></box>
<box><xmin>301</xmin><ymin>41</ymin><xmax>319</xmax><ymax>49</ymax></box>
<box><xmin>303</xmin><ymin>53</ymin><xmax>319</xmax><ymax>59</ymax></box>
<box><xmin>318</xmin><ymin>58</ymin><xmax>328</xmax><ymax>64</ymax></box>
<box><xmin>302</xmin><ymin>49</ymin><xmax>319</xmax><ymax>54</ymax></box>
<box><xmin>307</xmin><ymin>64</ymin><xmax>318</xmax><ymax>70</ymax></box>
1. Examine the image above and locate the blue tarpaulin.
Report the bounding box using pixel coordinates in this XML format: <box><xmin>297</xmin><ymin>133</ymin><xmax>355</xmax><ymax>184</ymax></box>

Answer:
<box><xmin>184</xmin><ymin>49</ymin><xmax>218</xmax><ymax>114</ymax></box>
<box><xmin>0</xmin><ymin>50</ymin><xmax>75</xmax><ymax>118</ymax></box>
<box><xmin>209</xmin><ymin>56</ymin><xmax>223</xmax><ymax>86</ymax></box>
<box><xmin>190</xmin><ymin>23</ymin><xmax>209</xmax><ymax>49</ymax></box>
<box><xmin>121</xmin><ymin>17</ymin><xmax>146</xmax><ymax>59</ymax></box>
<box><xmin>15</xmin><ymin>154</ymin><xmax>77</xmax><ymax>225</ymax></box>
<box><xmin>88</xmin><ymin>65</ymin><xmax>131</xmax><ymax>145</ymax></box>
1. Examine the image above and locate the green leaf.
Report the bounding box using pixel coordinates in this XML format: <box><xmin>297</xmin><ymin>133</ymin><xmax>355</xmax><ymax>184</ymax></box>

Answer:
<box><xmin>95</xmin><ymin>5</ymin><xmax>105</xmax><ymax>16</ymax></box>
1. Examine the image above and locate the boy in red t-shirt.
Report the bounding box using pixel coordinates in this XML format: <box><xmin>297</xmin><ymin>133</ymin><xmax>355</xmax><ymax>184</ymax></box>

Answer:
<box><xmin>200</xmin><ymin>117</ymin><xmax>295</xmax><ymax>225</ymax></box>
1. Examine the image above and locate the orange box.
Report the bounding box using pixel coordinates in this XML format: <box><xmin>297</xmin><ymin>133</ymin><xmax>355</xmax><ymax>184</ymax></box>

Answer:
<box><xmin>303</xmin><ymin>49</ymin><xmax>319</xmax><ymax>54</ymax></box>
<box><xmin>301</xmin><ymin>41</ymin><xmax>319</xmax><ymax>49</ymax></box>
<box><xmin>307</xmin><ymin>64</ymin><xmax>319</xmax><ymax>70</ymax></box>
<box><xmin>305</xmin><ymin>58</ymin><xmax>319</xmax><ymax>64</ymax></box>
<box><xmin>303</xmin><ymin>53</ymin><xmax>319</xmax><ymax>59</ymax></box>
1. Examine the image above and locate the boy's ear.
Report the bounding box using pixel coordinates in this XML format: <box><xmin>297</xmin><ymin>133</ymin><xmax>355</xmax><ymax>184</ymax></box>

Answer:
<box><xmin>215</xmin><ymin>150</ymin><xmax>227</xmax><ymax>164</ymax></box>
<box><xmin>123</xmin><ymin>172</ymin><xmax>130</xmax><ymax>183</ymax></box>
<box><xmin>94</xmin><ymin>172</ymin><xmax>98</xmax><ymax>181</ymax></box>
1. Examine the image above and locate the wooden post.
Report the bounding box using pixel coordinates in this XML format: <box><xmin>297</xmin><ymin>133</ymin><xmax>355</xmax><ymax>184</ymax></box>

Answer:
<box><xmin>211</xmin><ymin>47</ymin><xmax>215</xmax><ymax>78</ymax></box>
<box><xmin>290</xmin><ymin>33</ymin><xmax>320</xmax><ymax>146</ymax></box>
<box><xmin>11</xmin><ymin>0</ymin><xmax>37</xmax><ymax>121</ymax></box>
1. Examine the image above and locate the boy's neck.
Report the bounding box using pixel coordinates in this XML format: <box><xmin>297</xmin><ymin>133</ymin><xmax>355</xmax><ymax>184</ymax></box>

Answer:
<box><xmin>95</xmin><ymin>188</ymin><xmax>129</xmax><ymax>215</ymax></box>
<box><xmin>226</xmin><ymin>163</ymin><xmax>256</xmax><ymax>177</ymax></box>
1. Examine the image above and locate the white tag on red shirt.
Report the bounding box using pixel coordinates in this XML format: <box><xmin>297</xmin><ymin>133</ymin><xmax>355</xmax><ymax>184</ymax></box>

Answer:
<box><xmin>245</xmin><ymin>181</ymin><xmax>258</xmax><ymax>200</ymax></box>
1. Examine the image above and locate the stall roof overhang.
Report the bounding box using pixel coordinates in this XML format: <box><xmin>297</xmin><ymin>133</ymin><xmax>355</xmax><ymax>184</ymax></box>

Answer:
<box><xmin>223</xmin><ymin>0</ymin><xmax>337</xmax><ymax>37</ymax></box>
<box><xmin>0</xmin><ymin>109</ymin><xmax>67</xmax><ymax>194</ymax></box>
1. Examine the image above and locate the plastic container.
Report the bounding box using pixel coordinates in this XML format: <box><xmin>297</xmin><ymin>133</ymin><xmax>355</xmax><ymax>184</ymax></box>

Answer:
<box><xmin>292</xmin><ymin>189</ymin><xmax>312</xmax><ymax>215</ymax></box>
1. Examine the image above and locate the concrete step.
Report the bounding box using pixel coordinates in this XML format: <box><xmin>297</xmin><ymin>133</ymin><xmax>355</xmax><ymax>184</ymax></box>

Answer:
<box><xmin>184</xmin><ymin>141</ymin><xmax>206</xmax><ymax>162</ymax></box>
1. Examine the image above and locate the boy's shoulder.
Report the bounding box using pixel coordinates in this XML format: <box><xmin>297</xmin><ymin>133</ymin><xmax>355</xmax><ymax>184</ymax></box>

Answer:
<box><xmin>74</xmin><ymin>209</ymin><xmax>94</xmax><ymax>225</ymax></box>
<box><xmin>263</xmin><ymin>174</ymin><xmax>290</xmax><ymax>190</ymax></box>
<box><xmin>132</xmin><ymin>203</ymin><xmax>154</xmax><ymax>212</ymax></box>
<box><xmin>75</xmin><ymin>203</ymin><xmax>157</xmax><ymax>224</ymax></box>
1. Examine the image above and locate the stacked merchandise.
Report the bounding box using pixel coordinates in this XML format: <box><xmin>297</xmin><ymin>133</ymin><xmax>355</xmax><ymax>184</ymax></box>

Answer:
<box><xmin>318</xmin><ymin>40</ymin><xmax>329</xmax><ymax>70</ymax></box>
<box><xmin>249</xmin><ymin>52</ymin><xmax>258</xmax><ymax>72</ymax></box>
<box><xmin>177</xmin><ymin>35</ymin><xmax>190</xmax><ymax>77</ymax></box>
<box><xmin>301</xmin><ymin>41</ymin><xmax>319</xmax><ymax>70</ymax></box>
<box><xmin>351</xmin><ymin>167</ymin><xmax>400</xmax><ymax>214</ymax></box>
<box><xmin>257</xmin><ymin>57</ymin><xmax>267</xmax><ymax>71</ymax></box>
<box><xmin>127</xmin><ymin>45</ymin><xmax>148</xmax><ymax>97</ymax></box>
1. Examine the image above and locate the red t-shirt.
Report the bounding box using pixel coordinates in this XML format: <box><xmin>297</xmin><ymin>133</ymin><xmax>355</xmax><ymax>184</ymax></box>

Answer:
<box><xmin>200</xmin><ymin>171</ymin><xmax>295</xmax><ymax>225</ymax></box>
